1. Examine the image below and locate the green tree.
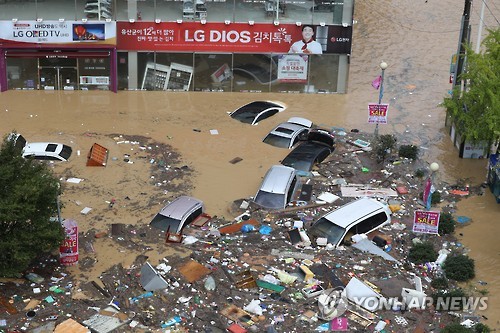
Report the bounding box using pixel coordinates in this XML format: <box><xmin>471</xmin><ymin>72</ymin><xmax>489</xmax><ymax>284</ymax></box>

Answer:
<box><xmin>438</xmin><ymin>212</ymin><xmax>456</xmax><ymax>235</ymax></box>
<box><xmin>408</xmin><ymin>241</ymin><xmax>438</xmax><ymax>264</ymax></box>
<box><xmin>443</xmin><ymin>28</ymin><xmax>500</xmax><ymax>145</ymax></box>
<box><xmin>441</xmin><ymin>323</ymin><xmax>472</xmax><ymax>333</ymax></box>
<box><xmin>443</xmin><ymin>254</ymin><xmax>475</xmax><ymax>282</ymax></box>
<box><xmin>0</xmin><ymin>134</ymin><xmax>64</xmax><ymax>277</ymax></box>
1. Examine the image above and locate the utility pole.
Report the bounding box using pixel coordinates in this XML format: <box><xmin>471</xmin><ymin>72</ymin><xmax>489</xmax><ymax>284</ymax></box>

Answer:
<box><xmin>453</xmin><ymin>0</ymin><xmax>472</xmax><ymax>94</ymax></box>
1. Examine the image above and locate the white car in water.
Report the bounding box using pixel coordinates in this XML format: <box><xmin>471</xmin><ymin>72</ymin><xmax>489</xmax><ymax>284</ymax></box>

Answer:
<box><xmin>8</xmin><ymin>133</ymin><xmax>73</xmax><ymax>162</ymax></box>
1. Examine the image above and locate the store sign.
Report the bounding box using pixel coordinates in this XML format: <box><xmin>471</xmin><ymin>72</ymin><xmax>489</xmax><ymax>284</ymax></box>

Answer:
<box><xmin>80</xmin><ymin>76</ymin><xmax>110</xmax><ymax>85</ymax></box>
<box><xmin>0</xmin><ymin>21</ymin><xmax>116</xmax><ymax>45</ymax></box>
<box><xmin>367</xmin><ymin>103</ymin><xmax>389</xmax><ymax>124</ymax></box>
<box><xmin>277</xmin><ymin>54</ymin><xmax>308</xmax><ymax>82</ymax></box>
<box><xmin>412</xmin><ymin>210</ymin><xmax>440</xmax><ymax>234</ymax></box>
<box><xmin>59</xmin><ymin>219</ymin><xmax>79</xmax><ymax>266</ymax></box>
<box><xmin>117</xmin><ymin>22</ymin><xmax>352</xmax><ymax>54</ymax></box>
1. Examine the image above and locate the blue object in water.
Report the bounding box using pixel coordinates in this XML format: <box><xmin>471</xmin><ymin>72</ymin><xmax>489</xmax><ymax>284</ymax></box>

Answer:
<box><xmin>259</xmin><ymin>225</ymin><xmax>272</xmax><ymax>235</ymax></box>
<box><xmin>241</xmin><ymin>224</ymin><xmax>255</xmax><ymax>233</ymax></box>
<box><xmin>456</xmin><ymin>216</ymin><xmax>471</xmax><ymax>224</ymax></box>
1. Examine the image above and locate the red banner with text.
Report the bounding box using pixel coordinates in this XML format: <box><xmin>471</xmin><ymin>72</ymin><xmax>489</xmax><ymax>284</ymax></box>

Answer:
<box><xmin>116</xmin><ymin>22</ymin><xmax>352</xmax><ymax>54</ymax></box>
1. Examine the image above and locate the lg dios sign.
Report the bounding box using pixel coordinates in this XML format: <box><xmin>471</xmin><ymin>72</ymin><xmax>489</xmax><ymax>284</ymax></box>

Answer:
<box><xmin>183</xmin><ymin>29</ymin><xmax>253</xmax><ymax>43</ymax></box>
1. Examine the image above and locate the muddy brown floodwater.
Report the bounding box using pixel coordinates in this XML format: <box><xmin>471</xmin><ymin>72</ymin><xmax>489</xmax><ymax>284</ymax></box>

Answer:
<box><xmin>2</xmin><ymin>0</ymin><xmax>500</xmax><ymax>329</ymax></box>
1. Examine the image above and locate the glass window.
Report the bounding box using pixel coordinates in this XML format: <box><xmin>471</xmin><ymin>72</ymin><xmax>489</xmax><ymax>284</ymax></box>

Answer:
<box><xmin>235</xmin><ymin>0</ymin><xmax>269</xmax><ymax>24</ymax></box>
<box><xmin>193</xmin><ymin>53</ymin><xmax>232</xmax><ymax>92</ymax></box>
<box><xmin>6</xmin><ymin>57</ymin><xmax>38</xmax><ymax>90</ymax></box>
<box><xmin>1</xmin><ymin>3</ymin><xmax>37</xmax><ymax>20</ymax></box>
<box><xmin>137</xmin><ymin>52</ymin><xmax>156</xmax><ymax>90</ymax></box>
<box><xmin>136</xmin><ymin>0</ymin><xmax>155</xmax><ymax>21</ymax></box>
<box><xmin>156</xmin><ymin>53</ymin><xmax>194</xmax><ymax>91</ymax></box>
<box><xmin>117</xmin><ymin>52</ymin><xmax>129</xmax><ymax>90</ymax></box>
<box><xmin>79</xmin><ymin>57</ymin><xmax>111</xmax><ymax>90</ymax></box>
<box><xmin>271</xmin><ymin>53</ymin><xmax>307</xmax><ymax>93</ymax></box>
<box><xmin>311</xmin><ymin>0</ymin><xmax>343</xmax><ymax>25</ymax></box>
<box><xmin>78</xmin><ymin>0</ymin><xmax>114</xmax><ymax>21</ymax></box>
<box><xmin>115</xmin><ymin>0</ymin><xmax>133</xmax><ymax>20</ymax></box>
<box><xmin>156</xmin><ymin>0</ymin><xmax>184</xmax><ymax>22</ymax></box>
<box><xmin>38</xmin><ymin>2</ymin><xmax>77</xmax><ymax>21</ymax></box>
<box><xmin>281</xmin><ymin>0</ymin><xmax>312</xmax><ymax>24</ymax></box>
<box><xmin>308</xmin><ymin>54</ymin><xmax>339</xmax><ymax>93</ymax></box>
<box><xmin>232</xmin><ymin>54</ymin><xmax>274</xmax><ymax>92</ymax></box>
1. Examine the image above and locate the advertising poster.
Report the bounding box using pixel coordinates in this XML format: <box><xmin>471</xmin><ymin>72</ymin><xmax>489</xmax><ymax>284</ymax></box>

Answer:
<box><xmin>0</xmin><ymin>21</ymin><xmax>116</xmax><ymax>45</ymax></box>
<box><xmin>412</xmin><ymin>211</ymin><xmax>440</xmax><ymax>234</ymax></box>
<box><xmin>367</xmin><ymin>103</ymin><xmax>389</xmax><ymax>124</ymax></box>
<box><xmin>59</xmin><ymin>219</ymin><xmax>79</xmax><ymax>266</ymax></box>
<box><xmin>277</xmin><ymin>54</ymin><xmax>308</xmax><ymax>83</ymax></box>
<box><xmin>116</xmin><ymin>22</ymin><xmax>352</xmax><ymax>54</ymax></box>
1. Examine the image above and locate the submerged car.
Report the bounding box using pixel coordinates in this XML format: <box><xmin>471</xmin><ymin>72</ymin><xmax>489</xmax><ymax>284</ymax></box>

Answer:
<box><xmin>253</xmin><ymin>165</ymin><xmax>300</xmax><ymax>209</ymax></box>
<box><xmin>229</xmin><ymin>101</ymin><xmax>286</xmax><ymax>125</ymax></box>
<box><xmin>281</xmin><ymin>129</ymin><xmax>335</xmax><ymax>172</ymax></box>
<box><xmin>150</xmin><ymin>196</ymin><xmax>204</xmax><ymax>234</ymax></box>
<box><xmin>8</xmin><ymin>133</ymin><xmax>72</xmax><ymax>162</ymax></box>
<box><xmin>308</xmin><ymin>197</ymin><xmax>392</xmax><ymax>247</ymax></box>
<box><xmin>22</xmin><ymin>142</ymin><xmax>73</xmax><ymax>162</ymax></box>
<box><xmin>262</xmin><ymin>117</ymin><xmax>313</xmax><ymax>149</ymax></box>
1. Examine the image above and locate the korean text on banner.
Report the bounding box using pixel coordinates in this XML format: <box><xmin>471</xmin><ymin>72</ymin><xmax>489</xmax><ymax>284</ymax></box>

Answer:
<box><xmin>367</xmin><ymin>103</ymin><xmax>389</xmax><ymax>124</ymax></box>
<box><xmin>60</xmin><ymin>219</ymin><xmax>79</xmax><ymax>266</ymax></box>
<box><xmin>412</xmin><ymin>210</ymin><xmax>440</xmax><ymax>234</ymax></box>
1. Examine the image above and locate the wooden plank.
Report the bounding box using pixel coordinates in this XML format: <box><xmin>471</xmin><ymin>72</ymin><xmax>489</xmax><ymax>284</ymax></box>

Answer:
<box><xmin>218</xmin><ymin>219</ymin><xmax>260</xmax><ymax>234</ymax></box>
<box><xmin>177</xmin><ymin>259</ymin><xmax>211</xmax><ymax>283</ymax></box>
<box><xmin>0</xmin><ymin>296</ymin><xmax>18</xmax><ymax>315</ymax></box>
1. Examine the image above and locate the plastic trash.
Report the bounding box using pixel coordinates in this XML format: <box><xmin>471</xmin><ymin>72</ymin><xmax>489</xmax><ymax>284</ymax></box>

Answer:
<box><xmin>204</xmin><ymin>276</ymin><xmax>216</xmax><ymax>291</ymax></box>
<box><xmin>241</xmin><ymin>224</ymin><xmax>255</xmax><ymax>233</ymax></box>
<box><xmin>161</xmin><ymin>316</ymin><xmax>182</xmax><ymax>328</ymax></box>
<box><xmin>243</xmin><ymin>299</ymin><xmax>263</xmax><ymax>315</ymax></box>
<box><xmin>374</xmin><ymin>320</ymin><xmax>387</xmax><ymax>332</ymax></box>
<box><xmin>259</xmin><ymin>225</ymin><xmax>272</xmax><ymax>235</ymax></box>
<box><xmin>267</xmin><ymin>325</ymin><xmax>279</xmax><ymax>333</ymax></box>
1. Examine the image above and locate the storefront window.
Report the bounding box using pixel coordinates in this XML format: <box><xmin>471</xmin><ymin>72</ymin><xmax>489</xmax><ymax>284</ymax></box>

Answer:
<box><xmin>234</xmin><ymin>0</ymin><xmax>269</xmax><ymax>24</ymax></box>
<box><xmin>232</xmin><ymin>54</ymin><xmax>273</xmax><ymax>92</ymax></box>
<box><xmin>193</xmin><ymin>53</ymin><xmax>232</xmax><ymax>92</ymax></box>
<box><xmin>311</xmin><ymin>0</ymin><xmax>346</xmax><ymax>25</ymax></box>
<box><xmin>137</xmin><ymin>52</ymin><xmax>156</xmax><ymax>90</ymax></box>
<box><xmin>308</xmin><ymin>54</ymin><xmax>339</xmax><ymax>93</ymax></box>
<box><xmin>116</xmin><ymin>0</ymin><xmax>134</xmax><ymax>21</ymax></box>
<box><xmin>79</xmin><ymin>57</ymin><xmax>111</xmax><ymax>90</ymax></box>
<box><xmin>137</xmin><ymin>0</ymin><xmax>156</xmax><ymax>21</ymax></box>
<box><xmin>41</xmin><ymin>2</ymin><xmax>77</xmax><ymax>21</ymax></box>
<box><xmin>6</xmin><ymin>58</ymin><xmax>38</xmax><ymax>90</ymax></box>
<box><xmin>117</xmin><ymin>52</ymin><xmax>129</xmax><ymax>90</ymax></box>
<box><xmin>0</xmin><ymin>2</ymin><xmax>37</xmax><ymax>20</ymax></box>
<box><xmin>155</xmin><ymin>53</ymin><xmax>194</xmax><ymax>91</ymax></box>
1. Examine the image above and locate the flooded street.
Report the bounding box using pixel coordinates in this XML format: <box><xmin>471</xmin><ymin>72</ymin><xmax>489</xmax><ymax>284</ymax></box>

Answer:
<box><xmin>1</xmin><ymin>0</ymin><xmax>499</xmax><ymax>329</ymax></box>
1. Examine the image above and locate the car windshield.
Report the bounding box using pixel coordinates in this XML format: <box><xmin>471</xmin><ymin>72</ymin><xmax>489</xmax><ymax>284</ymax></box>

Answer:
<box><xmin>254</xmin><ymin>191</ymin><xmax>285</xmax><ymax>209</ymax></box>
<box><xmin>263</xmin><ymin>134</ymin><xmax>291</xmax><ymax>148</ymax></box>
<box><xmin>231</xmin><ymin>102</ymin><xmax>281</xmax><ymax>124</ymax></box>
<box><xmin>150</xmin><ymin>214</ymin><xmax>181</xmax><ymax>232</ymax></box>
<box><xmin>308</xmin><ymin>217</ymin><xmax>346</xmax><ymax>246</ymax></box>
<box><xmin>60</xmin><ymin>145</ymin><xmax>73</xmax><ymax>160</ymax></box>
<box><xmin>282</xmin><ymin>158</ymin><xmax>312</xmax><ymax>172</ymax></box>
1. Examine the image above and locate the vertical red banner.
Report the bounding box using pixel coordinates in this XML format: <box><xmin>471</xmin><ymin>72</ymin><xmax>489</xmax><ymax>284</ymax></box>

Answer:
<box><xmin>59</xmin><ymin>219</ymin><xmax>79</xmax><ymax>266</ymax></box>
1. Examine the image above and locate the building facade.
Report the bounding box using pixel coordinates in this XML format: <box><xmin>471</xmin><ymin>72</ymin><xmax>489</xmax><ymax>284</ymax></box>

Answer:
<box><xmin>0</xmin><ymin>0</ymin><xmax>354</xmax><ymax>93</ymax></box>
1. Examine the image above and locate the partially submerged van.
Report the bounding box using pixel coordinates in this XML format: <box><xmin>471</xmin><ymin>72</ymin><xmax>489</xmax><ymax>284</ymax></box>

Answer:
<box><xmin>253</xmin><ymin>165</ymin><xmax>300</xmax><ymax>209</ymax></box>
<box><xmin>150</xmin><ymin>196</ymin><xmax>204</xmax><ymax>234</ymax></box>
<box><xmin>308</xmin><ymin>197</ymin><xmax>392</xmax><ymax>247</ymax></box>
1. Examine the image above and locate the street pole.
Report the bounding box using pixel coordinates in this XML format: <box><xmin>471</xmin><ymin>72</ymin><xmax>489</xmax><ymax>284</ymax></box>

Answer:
<box><xmin>374</xmin><ymin>61</ymin><xmax>388</xmax><ymax>137</ymax></box>
<box><xmin>453</xmin><ymin>0</ymin><xmax>472</xmax><ymax>92</ymax></box>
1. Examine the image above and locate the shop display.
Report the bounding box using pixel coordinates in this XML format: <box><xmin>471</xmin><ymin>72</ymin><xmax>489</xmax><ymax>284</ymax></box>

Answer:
<box><xmin>141</xmin><ymin>63</ymin><xmax>193</xmax><ymax>91</ymax></box>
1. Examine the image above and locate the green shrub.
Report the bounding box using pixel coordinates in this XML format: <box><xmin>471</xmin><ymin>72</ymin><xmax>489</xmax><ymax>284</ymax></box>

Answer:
<box><xmin>408</xmin><ymin>241</ymin><xmax>438</xmax><ymax>264</ymax></box>
<box><xmin>474</xmin><ymin>323</ymin><xmax>491</xmax><ymax>333</ymax></box>
<box><xmin>432</xmin><ymin>288</ymin><xmax>467</xmax><ymax>311</ymax></box>
<box><xmin>430</xmin><ymin>276</ymin><xmax>449</xmax><ymax>290</ymax></box>
<box><xmin>443</xmin><ymin>254</ymin><xmax>475</xmax><ymax>281</ymax></box>
<box><xmin>398</xmin><ymin>144</ymin><xmax>419</xmax><ymax>160</ymax></box>
<box><xmin>439</xmin><ymin>212</ymin><xmax>456</xmax><ymax>235</ymax></box>
<box><xmin>414</xmin><ymin>169</ymin><xmax>426</xmax><ymax>178</ymax></box>
<box><xmin>374</xmin><ymin>134</ymin><xmax>397</xmax><ymax>162</ymax></box>
<box><xmin>431</xmin><ymin>191</ymin><xmax>441</xmax><ymax>205</ymax></box>
<box><xmin>440</xmin><ymin>323</ymin><xmax>472</xmax><ymax>333</ymax></box>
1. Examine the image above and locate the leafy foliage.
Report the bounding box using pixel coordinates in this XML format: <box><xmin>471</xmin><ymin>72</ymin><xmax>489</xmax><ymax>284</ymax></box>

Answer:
<box><xmin>374</xmin><ymin>134</ymin><xmax>397</xmax><ymax>162</ymax></box>
<box><xmin>398</xmin><ymin>144</ymin><xmax>419</xmax><ymax>160</ymax></box>
<box><xmin>408</xmin><ymin>241</ymin><xmax>438</xmax><ymax>264</ymax></box>
<box><xmin>431</xmin><ymin>191</ymin><xmax>441</xmax><ymax>205</ymax></box>
<box><xmin>438</xmin><ymin>212</ymin><xmax>456</xmax><ymax>235</ymax></box>
<box><xmin>414</xmin><ymin>169</ymin><xmax>426</xmax><ymax>178</ymax></box>
<box><xmin>430</xmin><ymin>276</ymin><xmax>449</xmax><ymax>290</ymax></box>
<box><xmin>0</xmin><ymin>134</ymin><xmax>64</xmax><ymax>277</ymax></box>
<box><xmin>442</xmin><ymin>28</ymin><xmax>500</xmax><ymax>143</ymax></box>
<box><xmin>474</xmin><ymin>323</ymin><xmax>491</xmax><ymax>333</ymax></box>
<box><xmin>432</xmin><ymin>288</ymin><xmax>467</xmax><ymax>312</ymax></box>
<box><xmin>440</xmin><ymin>323</ymin><xmax>473</xmax><ymax>333</ymax></box>
<box><xmin>443</xmin><ymin>254</ymin><xmax>475</xmax><ymax>282</ymax></box>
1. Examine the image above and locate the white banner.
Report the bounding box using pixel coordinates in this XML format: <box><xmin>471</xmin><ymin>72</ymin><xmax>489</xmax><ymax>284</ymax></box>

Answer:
<box><xmin>0</xmin><ymin>21</ymin><xmax>116</xmax><ymax>45</ymax></box>
<box><xmin>277</xmin><ymin>54</ymin><xmax>308</xmax><ymax>83</ymax></box>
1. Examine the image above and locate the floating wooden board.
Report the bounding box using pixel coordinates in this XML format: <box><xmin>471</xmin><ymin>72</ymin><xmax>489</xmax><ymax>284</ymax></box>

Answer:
<box><xmin>178</xmin><ymin>259</ymin><xmax>211</xmax><ymax>283</ymax></box>
<box><xmin>220</xmin><ymin>304</ymin><xmax>258</xmax><ymax>326</ymax></box>
<box><xmin>218</xmin><ymin>218</ymin><xmax>260</xmax><ymax>234</ymax></box>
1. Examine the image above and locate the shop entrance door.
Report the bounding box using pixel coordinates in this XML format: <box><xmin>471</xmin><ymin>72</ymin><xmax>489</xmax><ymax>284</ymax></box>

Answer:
<box><xmin>39</xmin><ymin>67</ymin><xmax>78</xmax><ymax>90</ymax></box>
